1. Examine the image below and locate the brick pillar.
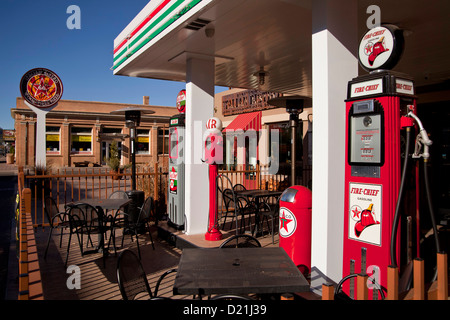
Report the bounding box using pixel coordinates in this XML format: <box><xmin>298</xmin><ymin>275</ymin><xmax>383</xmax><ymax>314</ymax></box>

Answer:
<box><xmin>94</xmin><ymin>123</ymin><xmax>101</xmax><ymax>164</ymax></box>
<box><xmin>16</xmin><ymin>120</ymin><xmax>27</xmax><ymax>167</ymax></box>
<box><xmin>61</xmin><ymin>122</ymin><xmax>70</xmax><ymax>166</ymax></box>
<box><xmin>151</xmin><ymin>126</ymin><xmax>158</xmax><ymax>165</ymax></box>
<box><xmin>27</xmin><ymin>120</ymin><xmax>36</xmax><ymax>167</ymax></box>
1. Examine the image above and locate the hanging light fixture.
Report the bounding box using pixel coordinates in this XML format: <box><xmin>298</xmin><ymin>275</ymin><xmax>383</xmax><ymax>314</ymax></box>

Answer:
<box><xmin>253</xmin><ymin>66</ymin><xmax>268</xmax><ymax>86</ymax></box>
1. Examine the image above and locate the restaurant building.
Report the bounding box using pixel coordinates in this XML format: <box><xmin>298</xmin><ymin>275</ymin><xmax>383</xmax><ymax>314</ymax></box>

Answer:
<box><xmin>214</xmin><ymin>88</ymin><xmax>312</xmax><ymax>187</ymax></box>
<box><xmin>11</xmin><ymin>96</ymin><xmax>177</xmax><ymax>168</ymax></box>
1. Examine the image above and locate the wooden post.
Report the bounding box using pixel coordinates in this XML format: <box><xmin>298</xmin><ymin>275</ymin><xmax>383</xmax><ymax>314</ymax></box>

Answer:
<box><xmin>437</xmin><ymin>252</ymin><xmax>448</xmax><ymax>300</ymax></box>
<box><xmin>387</xmin><ymin>266</ymin><xmax>398</xmax><ymax>300</ymax></box>
<box><xmin>357</xmin><ymin>274</ymin><xmax>368</xmax><ymax>300</ymax></box>
<box><xmin>18</xmin><ymin>168</ymin><xmax>25</xmax><ymax>191</ymax></box>
<box><xmin>280</xmin><ymin>293</ymin><xmax>294</xmax><ymax>300</ymax></box>
<box><xmin>413</xmin><ymin>258</ymin><xmax>425</xmax><ymax>300</ymax></box>
<box><xmin>18</xmin><ymin>188</ymin><xmax>32</xmax><ymax>300</ymax></box>
<box><xmin>154</xmin><ymin>162</ymin><xmax>159</xmax><ymax>201</ymax></box>
<box><xmin>322</xmin><ymin>283</ymin><xmax>335</xmax><ymax>300</ymax></box>
<box><xmin>256</xmin><ymin>163</ymin><xmax>260</xmax><ymax>189</ymax></box>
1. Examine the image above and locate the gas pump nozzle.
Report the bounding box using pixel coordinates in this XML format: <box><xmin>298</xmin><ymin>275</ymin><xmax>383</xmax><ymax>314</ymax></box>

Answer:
<box><xmin>407</xmin><ymin>110</ymin><xmax>432</xmax><ymax>160</ymax></box>
<box><xmin>407</xmin><ymin>108</ymin><xmax>442</xmax><ymax>270</ymax></box>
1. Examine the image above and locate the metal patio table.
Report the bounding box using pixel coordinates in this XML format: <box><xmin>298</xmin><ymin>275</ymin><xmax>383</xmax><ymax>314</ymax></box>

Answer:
<box><xmin>68</xmin><ymin>198</ymin><xmax>131</xmax><ymax>254</ymax></box>
<box><xmin>173</xmin><ymin>247</ymin><xmax>309</xmax><ymax>296</ymax></box>
<box><xmin>235</xmin><ymin>189</ymin><xmax>282</xmax><ymax>236</ymax></box>
<box><xmin>77</xmin><ymin>198</ymin><xmax>132</xmax><ymax>213</ymax></box>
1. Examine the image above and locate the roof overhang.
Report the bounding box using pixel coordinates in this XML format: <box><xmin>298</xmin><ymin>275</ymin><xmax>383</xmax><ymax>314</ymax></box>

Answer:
<box><xmin>113</xmin><ymin>0</ymin><xmax>450</xmax><ymax>96</ymax></box>
<box><xmin>10</xmin><ymin>108</ymin><xmax>171</xmax><ymax>123</ymax></box>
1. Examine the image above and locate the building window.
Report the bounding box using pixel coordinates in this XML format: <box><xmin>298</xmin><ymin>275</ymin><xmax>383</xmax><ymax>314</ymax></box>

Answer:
<box><xmin>102</xmin><ymin>127</ymin><xmax>122</xmax><ymax>134</ymax></box>
<box><xmin>46</xmin><ymin>126</ymin><xmax>60</xmax><ymax>154</ymax></box>
<box><xmin>136</xmin><ymin>129</ymin><xmax>150</xmax><ymax>154</ymax></box>
<box><xmin>158</xmin><ymin>127</ymin><xmax>169</xmax><ymax>155</ymax></box>
<box><xmin>71</xmin><ymin>127</ymin><xmax>92</xmax><ymax>154</ymax></box>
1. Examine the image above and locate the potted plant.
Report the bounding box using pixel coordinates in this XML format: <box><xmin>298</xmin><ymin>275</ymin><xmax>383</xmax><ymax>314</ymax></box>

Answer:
<box><xmin>6</xmin><ymin>145</ymin><xmax>14</xmax><ymax>164</ymax></box>
<box><xmin>107</xmin><ymin>141</ymin><xmax>122</xmax><ymax>180</ymax></box>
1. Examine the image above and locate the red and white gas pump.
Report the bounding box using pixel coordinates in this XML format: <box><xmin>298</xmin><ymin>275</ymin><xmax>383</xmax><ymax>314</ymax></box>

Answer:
<box><xmin>341</xmin><ymin>24</ymin><xmax>420</xmax><ymax>299</ymax></box>
<box><xmin>204</xmin><ymin>117</ymin><xmax>223</xmax><ymax>241</ymax></box>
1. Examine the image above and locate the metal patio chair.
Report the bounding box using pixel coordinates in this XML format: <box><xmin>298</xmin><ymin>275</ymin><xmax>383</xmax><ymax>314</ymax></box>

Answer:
<box><xmin>43</xmin><ymin>196</ymin><xmax>71</xmax><ymax>260</ymax></box>
<box><xmin>220</xmin><ymin>188</ymin><xmax>257</xmax><ymax>234</ymax></box>
<box><xmin>253</xmin><ymin>196</ymin><xmax>280</xmax><ymax>244</ymax></box>
<box><xmin>117</xmin><ymin>249</ymin><xmax>175</xmax><ymax>300</ymax></box>
<box><xmin>107</xmin><ymin>191</ymin><xmax>130</xmax><ymax>255</ymax></box>
<box><xmin>219</xmin><ymin>234</ymin><xmax>261</xmax><ymax>248</ymax></box>
<box><xmin>116</xmin><ymin>249</ymin><xmax>153</xmax><ymax>300</ymax></box>
<box><xmin>121</xmin><ymin>196</ymin><xmax>155</xmax><ymax>259</ymax></box>
<box><xmin>66</xmin><ymin>202</ymin><xmax>111</xmax><ymax>267</ymax></box>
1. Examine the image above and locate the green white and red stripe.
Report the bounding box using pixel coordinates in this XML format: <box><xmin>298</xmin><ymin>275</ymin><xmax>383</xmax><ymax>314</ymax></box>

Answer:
<box><xmin>113</xmin><ymin>0</ymin><xmax>204</xmax><ymax>71</ymax></box>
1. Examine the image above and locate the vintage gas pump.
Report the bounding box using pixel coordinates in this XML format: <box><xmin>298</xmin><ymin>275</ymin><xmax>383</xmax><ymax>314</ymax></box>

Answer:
<box><xmin>204</xmin><ymin>117</ymin><xmax>223</xmax><ymax>241</ymax></box>
<box><xmin>167</xmin><ymin>90</ymin><xmax>187</xmax><ymax>230</ymax></box>
<box><xmin>342</xmin><ymin>24</ymin><xmax>420</xmax><ymax>298</ymax></box>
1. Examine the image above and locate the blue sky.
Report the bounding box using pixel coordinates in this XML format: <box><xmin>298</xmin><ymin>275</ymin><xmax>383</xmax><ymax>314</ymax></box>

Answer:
<box><xmin>0</xmin><ymin>0</ymin><xmax>225</xmax><ymax>130</ymax></box>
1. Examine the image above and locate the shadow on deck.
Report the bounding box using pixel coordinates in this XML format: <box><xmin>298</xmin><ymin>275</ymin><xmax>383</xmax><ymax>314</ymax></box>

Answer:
<box><xmin>33</xmin><ymin>216</ymin><xmax>279</xmax><ymax>300</ymax></box>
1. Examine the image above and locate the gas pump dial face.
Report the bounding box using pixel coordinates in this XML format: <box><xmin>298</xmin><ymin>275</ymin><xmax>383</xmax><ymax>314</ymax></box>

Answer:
<box><xmin>363</xmin><ymin>116</ymin><xmax>372</xmax><ymax>127</ymax></box>
<box><xmin>349</xmin><ymin>113</ymin><xmax>382</xmax><ymax>165</ymax></box>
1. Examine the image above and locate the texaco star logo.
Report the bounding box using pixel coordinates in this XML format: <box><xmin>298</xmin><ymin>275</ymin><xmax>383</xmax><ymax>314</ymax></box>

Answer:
<box><xmin>279</xmin><ymin>207</ymin><xmax>297</xmax><ymax>238</ymax></box>
<box><xmin>20</xmin><ymin>68</ymin><xmax>63</xmax><ymax>108</ymax></box>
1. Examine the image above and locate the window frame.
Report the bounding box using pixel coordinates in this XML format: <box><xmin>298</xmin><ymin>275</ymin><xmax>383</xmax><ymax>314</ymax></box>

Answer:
<box><xmin>46</xmin><ymin>126</ymin><xmax>61</xmax><ymax>155</ymax></box>
<box><xmin>136</xmin><ymin>129</ymin><xmax>150</xmax><ymax>155</ymax></box>
<box><xmin>70</xmin><ymin>126</ymin><xmax>93</xmax><ymax>154</ymax></box>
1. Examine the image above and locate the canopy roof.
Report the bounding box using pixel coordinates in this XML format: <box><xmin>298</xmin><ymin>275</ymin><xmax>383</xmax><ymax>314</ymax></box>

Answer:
<box><xmin>113</xmin><ymin>0</ymin><xmax>450</xmax><ymax>96</ymax></box>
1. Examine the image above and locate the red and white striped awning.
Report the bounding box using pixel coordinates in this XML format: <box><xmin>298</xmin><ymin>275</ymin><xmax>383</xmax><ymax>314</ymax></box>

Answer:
<box><xmin>222</xmin><ymin>111</ymin><xmax>261</xmax><ymax>133</ymax></box>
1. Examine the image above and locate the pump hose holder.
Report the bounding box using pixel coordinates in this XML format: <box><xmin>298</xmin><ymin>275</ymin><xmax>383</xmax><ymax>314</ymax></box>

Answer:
<box><xmin>334</xmin><ymin>273</ymin><xmax>386</xmax><ymax>300</ymax></box>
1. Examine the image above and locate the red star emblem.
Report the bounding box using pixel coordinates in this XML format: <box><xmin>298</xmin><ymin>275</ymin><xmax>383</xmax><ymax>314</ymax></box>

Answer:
<box><xmin>279</xmin><ymin>210</ymin><xmax>292</xmax><ymax>232</ymax></box>
<box><xmin>352</xmin><ymin>207</ymin><xmax>361</xmax><ymax>219</ymax></box>
<box><xmin>29</xmin><ymin>75</ymin><xmax>55</xmax><ymax>101</ymax></box>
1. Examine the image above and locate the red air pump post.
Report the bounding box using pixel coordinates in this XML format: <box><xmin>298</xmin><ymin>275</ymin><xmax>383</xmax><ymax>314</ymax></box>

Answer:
<box><xmin>204</xmin><ymin>117</ymin><xmax>223</xmax><ymax>241</ymax></box>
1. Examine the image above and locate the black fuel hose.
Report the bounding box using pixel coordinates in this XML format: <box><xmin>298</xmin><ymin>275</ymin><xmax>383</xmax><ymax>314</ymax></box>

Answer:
<box><xmin>423</xmin><ymin>159</ymin><xmax>441</xmax><ymax>254</ymax></box>
<box><xmin>390</xmin><ymin>126</ymin><xmax>412</xmax><ymax>268</ymax></box>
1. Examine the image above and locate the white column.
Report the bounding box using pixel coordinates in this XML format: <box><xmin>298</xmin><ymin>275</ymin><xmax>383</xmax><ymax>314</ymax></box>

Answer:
<box><xmin>24</xmin><ymin>101</ymin><xmax>57</xmax><ymax>168</ymax></box>
<box><xmin>311</xmin><ymin>0</ymin><xmax>358</xmax><ymax>282</ymax></box>
<box><xmin>185</xmin><ymin>57</ymin><xmax>215</xmax><ymax>235</ymax></box>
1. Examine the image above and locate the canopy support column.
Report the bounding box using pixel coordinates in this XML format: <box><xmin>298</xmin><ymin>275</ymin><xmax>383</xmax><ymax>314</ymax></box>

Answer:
<box><xmin>185</xmin><ymin>56</ymin><xmax>215</xmax><ymax>235</ymax></box>
<box><xmin>311</xmin><ymin>0</ymin><xmax>358</xmax><ymax>282</ymax></box>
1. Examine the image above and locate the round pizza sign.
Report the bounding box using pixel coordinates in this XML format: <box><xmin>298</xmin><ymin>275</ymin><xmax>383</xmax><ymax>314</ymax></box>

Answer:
<box><xmin>358</xmin><ymin>24</ymin><xmax>404</xmax><ymax>72</ymax></box>
<box><xmin>20</xmin><ymin>68</ymin><xmax>63</xmax><ymax>108</ymax></box>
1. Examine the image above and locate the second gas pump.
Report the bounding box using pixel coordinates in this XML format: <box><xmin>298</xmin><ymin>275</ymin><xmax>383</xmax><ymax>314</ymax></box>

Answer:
<box><xmin>168</xmin><ymin>90</ymin><xmax>187</xmax><ymax>230</ymax></box>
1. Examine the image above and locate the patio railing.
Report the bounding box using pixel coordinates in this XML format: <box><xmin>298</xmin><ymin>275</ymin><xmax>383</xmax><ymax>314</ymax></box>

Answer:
<box><xmin>17</xmin><ymin>170</ymin><xmax>44</xmax><ymax>300</ymax></box>
<box><xmin>217</xmin><ymin>163</ymin><xmax>312</xmax><ymax>190</ymax></box>
<box><xmin>22</xmin><ymin>163</ymin><xmax>168</xmax><ymax>229</ymax></box>
<box><xmin>216</xmin><ymin>163</ymin><xmax>311</xmax><ymax>216</ymax></box>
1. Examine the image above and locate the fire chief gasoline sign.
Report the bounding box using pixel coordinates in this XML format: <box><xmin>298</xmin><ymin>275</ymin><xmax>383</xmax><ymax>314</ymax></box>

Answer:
<box><xmin>20</xmin><ymin>68</ymin><xmax>63</xmax><ymax>108</ymax></box>
<box><xmin>348</xmin><ymin>183</ymin><xmax>382</xmax><ymax>246</ymax></box>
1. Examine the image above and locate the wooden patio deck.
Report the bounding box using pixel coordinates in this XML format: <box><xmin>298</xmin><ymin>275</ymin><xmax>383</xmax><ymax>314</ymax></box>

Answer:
<box><xmin>33</xmin><ymin>218</ymin><xmax>280</xmax><ymax>300</ymax></box>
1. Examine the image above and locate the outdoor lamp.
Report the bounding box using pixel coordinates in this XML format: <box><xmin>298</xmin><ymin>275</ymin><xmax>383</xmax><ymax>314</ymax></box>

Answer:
<box><xmin>268</xmin><ymin>96</ymin><xmax>310</xmax><ymax>185</ymax></box>
<box><xmin>111</xmin><ymin>106</ymin><xmax>155</xmax><ymax>190</ymax></box>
